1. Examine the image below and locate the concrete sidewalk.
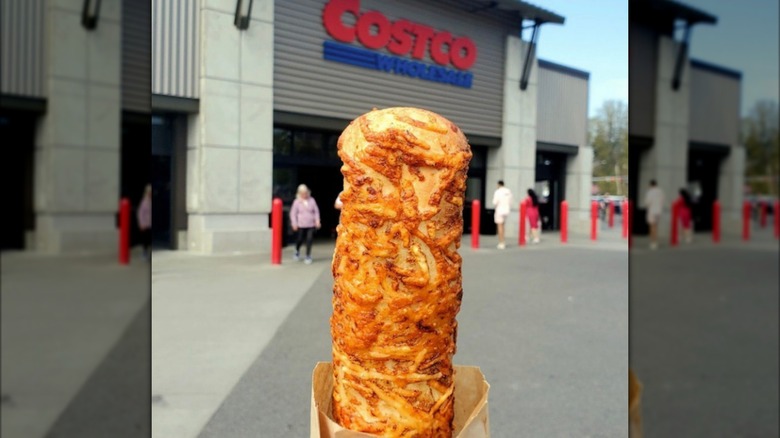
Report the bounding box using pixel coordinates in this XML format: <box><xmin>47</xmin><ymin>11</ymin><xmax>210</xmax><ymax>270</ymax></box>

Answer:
<box><xmin>1</xmin><ymin>249</ymin><xmax>150</xmax><ymax>438</ymax></box>
<box><xmin>153</xmin><ymin>232</ymin><xmax>629</xmax><ymax>437</ymax></box>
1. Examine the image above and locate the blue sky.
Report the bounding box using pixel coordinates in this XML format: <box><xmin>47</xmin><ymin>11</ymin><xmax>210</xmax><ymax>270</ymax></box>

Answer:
<box><xmin>533</xmin><ymin>1</ymin><xmax>628</xmax><ymax>117</ymax></box>
<box><xmin>679</xmin><ymin>0</ymin><xmax>779</xmax><ymax>116</ymax></box>
<box><xmin>532</xmin><ymin>0</ymin><xmax>778</xmax><ymax>118</ymax></box>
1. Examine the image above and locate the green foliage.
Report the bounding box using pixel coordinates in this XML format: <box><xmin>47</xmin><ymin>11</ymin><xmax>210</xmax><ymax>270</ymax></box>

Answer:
<box><xmin>742</xmin><ymin>100</ymin><xmax>779</xmax><ymax>196</ymax></box>
<box><xmin>590</xmin><ymin>100</ymin><xmax>628</xmax><ymax>195</ymax></box>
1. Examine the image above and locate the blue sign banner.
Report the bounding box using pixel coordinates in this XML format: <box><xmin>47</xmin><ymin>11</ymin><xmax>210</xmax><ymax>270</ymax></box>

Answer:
<box><xmin>323</xmin><ymin>41</ymin><xmax>473</xmax><ymax>89</ymax></box>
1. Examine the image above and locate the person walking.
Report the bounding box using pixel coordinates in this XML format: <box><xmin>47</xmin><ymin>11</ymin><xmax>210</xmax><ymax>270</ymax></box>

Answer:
<box><xmin>526</xmin><ymin>189</ymin><xmax>541</xmax><ymax>244</ymax></box>
<box><xmin>643</xmin><ymin>180</ymin><xmax>664</xmax><ymax>250</ymax></box>
<box><xmin>492</xmin><ymin>180</ymin><xmax>512</xmax><ymax>249</ymax></box>
<box><xmin>137</xmin><ymin>184</ymin><xmax>152</xmax><ymax>260</ymax></box>
<box><xmin>678</xmin><ymin>188</ymin><xmax>694</xmax><ymax>243</ymax></box>
<box><xmin>290</xmin><ymin>184</ymin><xmax>321</xmax><ymax>264</ymax></box>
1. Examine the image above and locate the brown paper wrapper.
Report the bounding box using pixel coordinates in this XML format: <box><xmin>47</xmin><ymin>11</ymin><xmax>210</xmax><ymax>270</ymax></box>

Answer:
<box><xmin>311</xmin><ymin>362</ymin><xmax>490</xmax><ymax>438</ymax></box>
<box><xmin>629</xmin><ymin>369</ymin><xmax>643</xmax><ymax>438</ymax></box>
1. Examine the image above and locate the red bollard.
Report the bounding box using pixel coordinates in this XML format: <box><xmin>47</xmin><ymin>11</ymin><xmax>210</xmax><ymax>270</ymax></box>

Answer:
<box><xmin>590</xmin><ymin>200</ymin><xmax>598</xmax><ymax>241</ymax></box>
<box><xmin>119</xmin><ymin>198</ymin><xmax>130</xmax><ymax>265</ymax></box>
<box><xmin>471</xmin><ymin>199</ymin><xmax>481</xmax><ymax>249</ymax></box>
<box><xmin>775</xmin><ymin>200</ymin><xmax>780</xmax><ymax>239</ymax></box>
<box><xmin>712</xmin><ymin>200</ymin><xmax>721</xmax><ymax>243</ymax></box>
<box><xmin>759</xmin><ymin>201</ymin><xmax>767</xmax><ymax>228</ymax></box>
<box><xmin>560</xmin><ymin>200</ymin><xmax>568</xmax><ymax>243</ymax></box>
<box><xmin>742</xmin><ymin>200</ymin><xmax>751</xmax><ymax>241</ymax></box>
<box><xmin>608</xmin><ymin>201</ymin><xmax>615</xmax><ymax>228</ymax></box>
<box><xmin>271</xmin><ymin>198</ymin><xmax>283</xmax><ymax>264</ymax></box>
<box><xmin>670</xmin><ymin>199</ymin><xmax>680</xmax><ymax>247</ymax></box>
<box><xmin>621</xmin><ymin>200</ymin><xmax>628</xmax><ymax>239</ymax></box>
<box><xmin>519</xmin><ymin>201</ymin><xmax>527</xmax><ymax>246</ymax></box>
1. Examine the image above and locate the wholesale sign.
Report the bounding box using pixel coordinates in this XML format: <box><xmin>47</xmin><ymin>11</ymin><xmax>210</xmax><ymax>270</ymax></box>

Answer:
<box><xmin>322</xmin><ymin>0</ymin><xmax>477</xmax><ymax>88</ymax></box>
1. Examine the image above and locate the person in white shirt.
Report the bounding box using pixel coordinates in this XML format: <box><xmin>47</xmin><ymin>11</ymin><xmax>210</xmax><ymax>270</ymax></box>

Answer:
<box><xmin>492</xmin><ymin>180</ymin><xmax>513</xmax><ymax>249</ymax></box>
<box><xmin>643</xmin><ymin>179</ymin><xmax>665</xmax><ymax>249</ymax></box>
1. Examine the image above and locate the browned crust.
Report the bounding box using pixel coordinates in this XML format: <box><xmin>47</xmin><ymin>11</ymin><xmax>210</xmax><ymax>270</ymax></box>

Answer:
<box><xmin>331</xmin><ymin>107</ymin><xmax>472</xmax><ymax>437</ymax></box>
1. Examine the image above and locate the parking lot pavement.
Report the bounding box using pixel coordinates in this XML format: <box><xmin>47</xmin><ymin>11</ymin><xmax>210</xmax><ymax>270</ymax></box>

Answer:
<box><xmin>1</xmin><ymin>249</ymin><xmax>150</xmax><ymax>438</ymax></box>
<box><xmin>630</xmin><ymin>240</ymin><xmax>779</xmax><ymax>436</ymax></box>
<box><xmin>197</xmin><ymin>238</ymin><xmax>628</xmax><ymax>437</ymax></box>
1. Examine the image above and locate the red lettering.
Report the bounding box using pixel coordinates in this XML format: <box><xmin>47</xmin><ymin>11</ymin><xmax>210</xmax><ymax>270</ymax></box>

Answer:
<box><xmin>322</xmin><ymin>0</ymin><xmax>359</xmax><ymax>43</ymax></box>
<box><xmin>430</xmin><ymin>31</ymin><xmax>452</xmax><ymax>66</ymax></box>
<box><xmin>321</xmin><ymin>0</ymin><xmax>477</xmax><ymax>70</ymax></box>
<box><xmin>388</xmin><ymin>19</ymin><xmax>413</xmax><ymax>56</ymax></box>
<box><xmin>450</xmin><ymin>37</ymin><xmax>477</xmax><ymax>70</ymax></box>
<box><xmin>410</xmin><ymin>24</ymin><xmax>434</xmax><ymax>60</ymax></box>
<box><xmin>356</xmin><ymin>11</ymin><xmax>391</xmax><ymax>49</ymax></box>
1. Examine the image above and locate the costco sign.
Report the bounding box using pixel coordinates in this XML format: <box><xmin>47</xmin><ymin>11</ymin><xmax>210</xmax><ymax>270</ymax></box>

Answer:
<box><xmin>321</xmin><ymin>0</ymin><xmax>477</xmax><ymax>88</ymax></box>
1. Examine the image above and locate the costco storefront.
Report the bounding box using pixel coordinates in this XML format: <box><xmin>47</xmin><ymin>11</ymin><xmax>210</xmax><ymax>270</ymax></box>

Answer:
<box><xmin>150</xmin><ymin>0</ymin><xmax>592</xmax><ymax>253</ymax></box>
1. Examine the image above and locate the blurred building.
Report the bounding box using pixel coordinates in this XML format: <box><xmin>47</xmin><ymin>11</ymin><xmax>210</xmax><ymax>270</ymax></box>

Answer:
<box><xmin>1</xmin><ymin>0</ymin><xmax>150</xmax><ymax>252</ymax></box>
<box><xmin>629</xmin><ymin>0</ymin><xmax>743</xmax><ymax>236</ymax></box>
<box><xmin>2</xmin><ymin>0</ymin><xmax>593</xmax><ymax>254</ymax></box>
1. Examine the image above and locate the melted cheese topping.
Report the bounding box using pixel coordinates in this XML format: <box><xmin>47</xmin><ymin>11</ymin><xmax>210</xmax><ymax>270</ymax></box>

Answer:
<box><xmin>331</xmin><ymin>107</ymin><xmax>472</xmax><ymax>437</ymax></box>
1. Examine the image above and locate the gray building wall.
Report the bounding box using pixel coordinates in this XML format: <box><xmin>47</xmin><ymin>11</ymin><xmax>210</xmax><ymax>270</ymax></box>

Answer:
<box><xmin>152</xmin><ymin>0</ymin><xmax>200</xmax><ymax>98</ymax></box>
<box><xmin>689</xmin><ymin>62</ymin><xmax>740</xmax><ymax>146</ymax></box>
<box><xmin>1</xmin><ymin>0</ymin><xmax>46</xmax><ymax>98</ymax></box>
<box><xmin>628</xmin><ymin>24</ymin><xmax>657</xmax><ymax>138</ymax></box>
<box><xmin>123</xmin><ymin>0</ymin><xmax>152</xmax><ymax>112</ymax></box>
<box><xmin>536</xmin><ymin>61</ymin><xmax>588</xmax><ymax>147</ymax></box>
<box><xmin>273</xmin><ymin>0</ymin><xmax>514</xmax><ymax>138</ymax></box>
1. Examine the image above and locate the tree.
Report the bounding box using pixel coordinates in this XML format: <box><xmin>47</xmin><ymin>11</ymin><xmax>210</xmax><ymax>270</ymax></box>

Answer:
<box><xmin>589</xmin><ymin>100</ymin><xmax>628</xmax><ymax>195</ymax></box>
<box><xmin>742</xmin><ymin>100</ymin><xmax>779</xmax><ymax>196</ymax></box>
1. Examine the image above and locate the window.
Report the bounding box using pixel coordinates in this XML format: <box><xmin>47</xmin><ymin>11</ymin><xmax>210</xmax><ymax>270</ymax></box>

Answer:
<box><xmin>294</xmin><ymin>131</ymin><xmax>323</xmax><ymax>157</ymax></box>
<box><xmin>273</xmin><ymin>128</ymin><xmax>292</xmax><ymax>156</ymax></box>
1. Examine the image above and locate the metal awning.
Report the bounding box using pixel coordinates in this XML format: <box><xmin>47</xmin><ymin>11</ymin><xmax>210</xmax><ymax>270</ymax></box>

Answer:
<box><xmin>470</xmin><ymin>0</ymin><xmax>565</xmax><ymax>24</ymax></box>
<box><xmin>630</xmin><ymin>0</ymin><xmax>717</xmax><ymax>29</ymax></box>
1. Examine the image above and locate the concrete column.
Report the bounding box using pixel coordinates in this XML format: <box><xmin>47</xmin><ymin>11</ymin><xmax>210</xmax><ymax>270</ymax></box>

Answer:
<box><xmin>639</xmin><ymin>36</ymin><xmax>689</xmax><ymax>239</ymax></box>
<box><xmin>33</xmin><ymin>0</ymin><xmax>122</xmax><ymax>253</ymax></box>
<box><xmin>565</xmin><ymin>146</ymin><xmax>594</xmax><ymax>235</ymax></box>
<box><xmin>718</xmin><ymin>146</ymin><xmax>745</xmax><ymax>235</ymax></box>
<box><xmin>186</xmin><ymin>0</ymin><xmax>274</xmax><ymax>254</ymax></box>
<box><xmin>487</xmin><ymin>35</ymin><xmax>537</xmax><ymax>239</ymax></box>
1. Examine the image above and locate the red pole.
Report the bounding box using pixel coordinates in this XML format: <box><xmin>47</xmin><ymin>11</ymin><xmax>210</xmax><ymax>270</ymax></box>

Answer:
<box><xmin>608</xmin><ymin>201</ymin><xmax>615</xmax><ymax>228</ymax></box>
<box><xmin>775</xmin><ymin>200</ymin><xmax>779</xmax><ymax>239</ymax></box>
<box><xmin>119</xmin><ymin>198</ymin><xmax>130</xmax><ymax>265</ymax></box>
<box><xmin>712</xmin><ymin>200</ymin><xmax>720</xmax><ymax>243</ymax></box>
<box><xmin>560</xmin><ymin>200</ymin><xmax>568</xmax><ymax>243</ymax></box>
<box><xmin>759</xmin><ymin>201</ymin><xmax>767</xmax><ymax>228</ymax></box>
<box><xmin>670</xmin><ymin>199</ymin><xmax>679</xmax><ymax>247</ymax></box>
<box><xmin>590</xmin><ymin>200</ymin><xmax>598</xmax><ymax>241</ymax></box>
<box><xmin>271</xmin><ymin>198</ymin><xmax>283</xmax><ymax>264</ymax></box>
<box><xmin>742</xmin><ymin>200</ymin><xmax>751</xmax><ymax>241</ymax></box>
<box><xmin>471</xmin><ymin>199</ymin><xmax>481</xmax><ymax>249</ymax></box>
<box><xmin>518</xmin><ymin>201</ymin><xmax>527</xmax><ymax>246</ymax></box>
<box><xmin>621</xmin><ymin>200</ymin><xmax>628</xmax><ymax>239</ymax></box>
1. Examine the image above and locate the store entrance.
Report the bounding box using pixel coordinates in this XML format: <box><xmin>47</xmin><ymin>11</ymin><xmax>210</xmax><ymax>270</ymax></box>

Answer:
<box><xmin>150</xmin><ymin>115</ymin><xmax>174</xmax><ymax>248</ymax></box>
<box><xmin>272</xmin><ymin>126</ymin><xmax>344</xmax><ymax>243</ymax></box>
<box><xmin>535</xmin><ymin>151</ymin><xmax>568</xmax><ymax>231</ymax></box>
<box><xmin>629</xmin><ymin>137</ymin><xmax>652</xmax><ymax>235</ymax></box>
<box><xmin>0</xmin><ymin>111</ymin><xmax>36</xmax><ymax>250</ymax></box>
<box><xmin>688</xmin><ymin>145</ymin><xmax>727</xmax><ymax>232</ymax></box>
<box><xmin>122</xmin><ymin>112</ymin><xmax>152</xmax><ymax>248</ymax></box>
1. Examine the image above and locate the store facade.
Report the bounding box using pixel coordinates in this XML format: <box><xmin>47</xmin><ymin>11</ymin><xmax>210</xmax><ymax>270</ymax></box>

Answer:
<box><xmin>149</xmin><ymin>0</ymin><xmax>592</xmax><ymax>253</ymax></box>
<box><xmin>629</xmin><ymin>0</ymin><xmax>743</xmax><ymax>236</ymax></box>
<box><xmin>1</xmin><ymin>0</ymin><xmax>150</xmax><ymax>253</ymax></box>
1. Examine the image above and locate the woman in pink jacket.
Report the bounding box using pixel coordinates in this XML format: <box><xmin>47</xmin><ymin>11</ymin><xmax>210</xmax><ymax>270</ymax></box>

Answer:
<box><xmin>137</xmin><ymin>184</ymin><xmax>152</xmax><ymax>260</ymax></box>
<box><xmin>290</xmin><ymin>184</ymin><xmax>321</xmax><ymax>264</ymax></box>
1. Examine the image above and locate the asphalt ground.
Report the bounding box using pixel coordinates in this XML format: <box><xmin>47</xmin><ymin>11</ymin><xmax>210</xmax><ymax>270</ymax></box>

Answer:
<box><xmin>1</xmin><ymin>249</ymin><xmax>150</xmax><ymax>438</ymax></box>
<box><xmin>198</xmin><ymin>236</ymin><xmax>629</xmax><ymax>437</ymax></box>
<box><xmin>630</xmin><ymin>236</ymin><xmax>779</xmax><ymax>437</ymax></box>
